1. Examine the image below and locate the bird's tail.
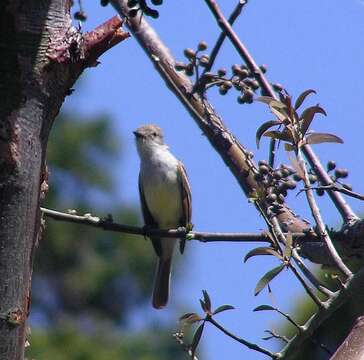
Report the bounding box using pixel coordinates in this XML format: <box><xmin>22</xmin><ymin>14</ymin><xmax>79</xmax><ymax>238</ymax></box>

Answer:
<box><xmin>152</xmin><ymin>257</ymin><xmax>172</xmax><ymax>309</ymax></box>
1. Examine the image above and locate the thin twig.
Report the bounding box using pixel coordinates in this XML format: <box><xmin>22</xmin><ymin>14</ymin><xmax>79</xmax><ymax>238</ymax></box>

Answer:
<box><xmin>261</xmin><ymin>213</ymin><xmax>327</xmax><ymax>306</ymax></box>
<box><xmin>204</xmin><ymin>0</ymin><xmax>278</xmax><ymax>167</ymax></box>
<box><xmin>270</xmin><ymin>307</ymin><xmax>303</xmax><ymax>332</ymax></box>
<box><xmin>302</xmin><ymin>145</ymin><xmax>358</xmax><ymax>224</ymax></box>
<box><xmin>41</xmin><ymin>207</ymin><xmax>306</xmax><ymax>243</ymax></box>
<box><xmin>291</xmin><ymin>249</ymin><xmax>334</xmax><ymax>297</ymax></box>
<box><xmin>288</xmin><ymin>263</ymin><xmax>324</xmax><ymax>309</ymax></box>
<box><xmin>298</xmin><ymin>184</ymin><xmax>364</xmax><ymax>202</ymax></box>
<box><xmin>202</xmin><ymin>0</ymin><xmax>248</xmax><ymax>74</ymax></box>
<box><xmin>263</xmin><ymin>330</ymin><xmax>289</xmax><ymax>344</ymax></box>
<box><xmin>204</xmin><ymin>0</ymin><xmax>358</xmax><ymax>221</ymax></box>
<box><xmin>278</xmin><ymin>268</ymin><xmax>364</xmax><ymax>359</ymax></box>
<box><xmin>206</xmin><ymin>316</ymin><xmax>278</xmax><ymax>358</ymax></box>
<box><xmin>297</xmin><ymin>151</ymin><xmax>353</xmax><ymax>278</ymax></box>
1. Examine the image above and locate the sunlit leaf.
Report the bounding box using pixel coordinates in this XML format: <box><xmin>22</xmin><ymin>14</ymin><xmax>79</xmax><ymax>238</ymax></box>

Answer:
<box><xmin>270</xmin><ymin>106</ymin><xmax>288</xmax><ymax>122</ymax></box>
<box><xmin>294</xmin><ymin>89</ymin><xmax>316</xmax><ymax>110</ymax></box>
<box><xmin>300</xmin><ymin>105</ymin><xmax>327</xmax><ymax>135</ymax></box>
<box><xmin>244</xmin><ymin>247</ymin><xmax>283</xmax><ymax>263</ymax></box>
<box><xmin>306</xmin><ymin>133</ymin><xmax>344</xmax><ymax>145</ymax></box>
<box><xmin>179</xmin><ymin>312</ymin><xmax>201</xmax><ymax>325</ymax></box>
<box><xmin>256</xmin><ymin>120</ymin><xmax>281</xmax><ymax>148</ymax></box>
<box><xmin>254</xmin><ymin>264</ymin><xmax>285</xmax><ymax>296</ymax></box>
<box><xmin>256</xmin><ymin>96</ymin><xmax>276</xmax><ymax>105</ymax></box>
<box><xmin>213</xmin><ymin>304</ymin><xmax>235</xmax><ymax>315</ymax></box>
<box><xmin>253</xmin><ymin>304</ymin><xmax>276</xmax><ymax>312</ymax></box>
<box><xmin>263</xmin><ymin>130</ymin><xmax>292</xmax><ymax>142</ymax></box>
<box><xmin>191</xmin><ymin>322</ymin><xmax>205</xmax><ymax>358</ymax></box>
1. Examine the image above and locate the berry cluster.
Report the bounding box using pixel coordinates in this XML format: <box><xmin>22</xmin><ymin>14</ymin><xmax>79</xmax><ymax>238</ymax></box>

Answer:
<box><xmin>255</xmin><ymin>161</ymin><xmax>297</xmax><ymax>208</ymax></box>
<box><xmin>175</xmin><ymin>42</ymin><xmax>271</xmax><ymax>104</ymax></box>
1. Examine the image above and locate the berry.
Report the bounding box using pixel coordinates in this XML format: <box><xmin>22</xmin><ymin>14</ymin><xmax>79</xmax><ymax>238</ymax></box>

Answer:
<box><xmin>184</xmin><ymin>48</ymin><xmax>196</xmax><ymax>59</ymax></box>
<box><xmin>335</xmin><ymin>168</ymin><xmax>349</xmax><ymax>179</ymax></box>
<box><xmin>198</xmin><ymin>41</ymin><xmax>208</xmax><ymax>51</ymax></box>
<box><xmin>327</xmin><ymin>160</ymin><xmax>336</xmax><ymax>171</ymax></box>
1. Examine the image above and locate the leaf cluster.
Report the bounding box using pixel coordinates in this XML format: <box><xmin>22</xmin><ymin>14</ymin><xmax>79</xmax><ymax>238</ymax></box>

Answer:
<box><xmin>256</xmin><ymin>90</ymin><xmax>343</xmax><ymax>152</ymax></box>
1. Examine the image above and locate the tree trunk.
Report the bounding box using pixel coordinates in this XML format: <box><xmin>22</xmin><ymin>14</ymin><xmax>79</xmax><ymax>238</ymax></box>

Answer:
<box><xmin>0</xmin><ymin>1</ymin><xmax>129</xmax><ymax>358</ymax></box>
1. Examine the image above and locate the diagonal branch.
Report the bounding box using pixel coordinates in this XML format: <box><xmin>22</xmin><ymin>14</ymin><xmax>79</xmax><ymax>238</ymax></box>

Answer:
<box><xmin>278</xmin><ymin>268</ymin><xmax>364</xmax><ymax>359</ymax></box>
<box><xmin>202</xmin><ymin>0</ymin><xmax>248</xmax><ymax>74</ymax></box>
<box><xmin>297</xmin><ymin>150</ymin><xmax>352</xmax><ymax>278</ymax></box>
<box><xmin>203</xmin><ymin>0</ymin><xmax>358</xmax><ymax>224</ymax></box>
<box><xmin>206</xmin><ymin>316</ymin><xmax>277</xmax><ymax>358</ymax></box>
<box><xmin>110</xmin><ymin>0</ymin><xmax>311</xmax><ymax>242</ymax></box>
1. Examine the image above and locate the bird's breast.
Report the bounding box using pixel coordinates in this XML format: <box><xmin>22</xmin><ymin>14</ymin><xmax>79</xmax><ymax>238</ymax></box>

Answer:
<box><xmin>141</xmin><ymin>160</ymin><xmax>182</xmax><ymax>228</ymax></box>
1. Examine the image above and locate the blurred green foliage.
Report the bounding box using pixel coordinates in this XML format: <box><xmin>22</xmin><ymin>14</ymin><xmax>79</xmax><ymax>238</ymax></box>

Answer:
<box><xmin>26</xmin><ymin>113</ymin><xmax>184</xmax><ymax>359</ymax></box>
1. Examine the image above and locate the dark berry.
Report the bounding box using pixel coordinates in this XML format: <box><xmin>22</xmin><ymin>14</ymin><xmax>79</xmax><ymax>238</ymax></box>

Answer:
<box><xmin>327</xmin><ymin>160</ymin><xmax>336</xmax><ymax>171</ymax></box>
<box><xmin>335</xmin><ymin>168</ymin><xmax>349</xmax><ymax>179</ymax></box>
<box><xmin>198</xmin><ymin>41</ymin><xmax>208</xmax><ymax>51</ymax></box>
<box><xmin>74</xmin><ymin>11</ymin><xmax>87</xmax><ymax>21</ymax></box>
<box><xmin>184</xmin><ymin>48</ymin><xmax>196</xmax><ymax>59</ymax></box>
<box><xmin>316</xmin><ymin>188</ymin><xmax>325</xmax><ymax>196</ymax></box>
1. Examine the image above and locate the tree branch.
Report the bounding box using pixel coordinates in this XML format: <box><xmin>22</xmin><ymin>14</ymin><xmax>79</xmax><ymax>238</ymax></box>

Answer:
<box><xmin>330</xmin><ymin>316</ymin><xmax>364</xmax><ymax>360</ymax></box>
<box><xmin>202</xmin><ymin>0</ymin><xmax>248</xmax><ymax>74</ymax></box>
<box><xmin>297</xmin><ymin>151</ymin><xmax>352</xmax><ymax>278</ymax></box>
<box><xmin>278</xmin><ymin>267</ymin><xmax>364</xmax><ymax>359</ymax></box>
<box><xmin>0</xmin><ymin>3</ymin><xmax>129</xmax><ymax>358</ymax></box>
<box><xmin>203</xmin><ymin>0</ymin><xmax>357</xmax><ymax>224</ymax></box>
<box><xmin>41</xmin><ymin>207</ymin><xmax>308</xmax><ymax>243</ymax></box>
<box><xmin>110</xmin><ymin>0</ymin><xmax>312</xmax><ymax>249</ymax></box>
<box><xmin>206</xmin><ymin>316</ymin><xmax>277</xmax><ymax>358</ymax></box>
<box><xmin>82</xmin><ymin>16</ymin><xmax>130</xmax><ymax>67</ymax></box>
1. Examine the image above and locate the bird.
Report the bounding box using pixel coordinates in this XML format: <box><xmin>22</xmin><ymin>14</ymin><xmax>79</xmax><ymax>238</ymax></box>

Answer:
<box><xmin>134</xmin><ymin>124</ymin><xmax>192</xmax><ymax>309</ymax></box>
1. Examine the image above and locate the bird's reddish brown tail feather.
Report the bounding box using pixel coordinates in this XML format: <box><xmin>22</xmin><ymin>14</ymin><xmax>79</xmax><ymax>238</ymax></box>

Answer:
<box><xmin>152</xmin><ymin>258</ymin><xmax>171</xmax><ymax>309</ymax></box>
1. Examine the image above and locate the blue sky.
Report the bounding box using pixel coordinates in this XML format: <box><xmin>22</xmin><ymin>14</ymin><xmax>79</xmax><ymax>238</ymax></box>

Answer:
<box><xmin>63</xmin><ymin>1</ymin><xmax>364</xmax><ymax>358</ymax></box>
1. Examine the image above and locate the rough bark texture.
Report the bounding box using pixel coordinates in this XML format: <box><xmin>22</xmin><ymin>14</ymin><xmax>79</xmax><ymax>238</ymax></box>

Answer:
<box><xmin>330</xmin><ymin>316</ymin><xmax>364</xmax><ymax>360</ymax></box>
<box><xmin>0</xmin><ymin>2</ymin><xmax>127</xmax><ymax>359</ymax></box>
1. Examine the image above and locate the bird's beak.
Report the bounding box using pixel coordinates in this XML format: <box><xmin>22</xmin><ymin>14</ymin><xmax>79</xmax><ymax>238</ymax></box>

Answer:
<box><xmin>133</xmin><ymin>130</ymin><xmax>143</xmax><ymax>138</ymax></box>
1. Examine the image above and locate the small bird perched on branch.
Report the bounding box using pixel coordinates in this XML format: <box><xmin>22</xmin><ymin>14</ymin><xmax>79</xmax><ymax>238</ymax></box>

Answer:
<box><xmin>134</xmin><ymin>124</ymin><xmax>192</xmax><ymax>309</ymax></box>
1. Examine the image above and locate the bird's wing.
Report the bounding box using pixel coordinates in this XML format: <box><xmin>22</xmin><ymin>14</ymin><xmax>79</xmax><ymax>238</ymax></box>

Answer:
<box><xmin>177</xmin><ymin>162</ymin><xmax>192</xmax><ymax>254</ymax></box>
<box><xmin>138</xmin><ymin>173</ymin><xmax>162</xmax><ymax>256</ymax></box>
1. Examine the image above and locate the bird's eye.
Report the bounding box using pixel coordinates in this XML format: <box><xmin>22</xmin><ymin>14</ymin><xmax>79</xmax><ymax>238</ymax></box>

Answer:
<box><xmin>152</xmin><ymin>132</ymin><xmax>157</xmax><ymax>137</ymax></box>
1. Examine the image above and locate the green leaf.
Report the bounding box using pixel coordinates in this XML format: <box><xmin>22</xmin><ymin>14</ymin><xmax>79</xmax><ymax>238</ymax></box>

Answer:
<box><xmin>213</xmin><ymin>304</ymin><xmax>235</xmax><ymax>315</ymax></box>
<box><xmin>191</xmin><ymin>322</ymin><xmax>205</xmax><ymax>358</ymax></box>
<box><xmin>294</xmin><ymin>89</ymin><xmax>316</xmax><ymax>110</ymax></box>
<box><xmin>202</xmin><ymin>290</ymin><xmax>211</xmax><ymax>313</ymax></box>
<box><xmin>253</xmin><ymin>304</ymin><xmax>276</xmax><ymax>312</ymax></box>
<box><xmin>283</xmin><ymin>232</ymin><xmax>293</xmax><ymax>259</ymax></box>
<box><xmin>254</xmin><ymin>264</ymin><xmax>285</xmax><ymax>296</ymax></box>
<box><xmin>300</xmin><ymin>105</ymin><xmax>327</xmax><ymax>135</ymax></box>
<box><xmin>256</xmin><ymin>120</ymin><xmax>281</xmax><ymax>148</ymax></box>
<box><xmin>244</xmin><ymin>247</ymin><xmax>282</xmax><ymax>263</ymax></box>
<box><xmin>306</xmin><ymin>132</ymin><xmax>344</xmax><ymax>145</ymax></box>
<box><xmin>179</xmin><ymin>312</ymin><xmax>201</xmax><ymax>325</ymax></box>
